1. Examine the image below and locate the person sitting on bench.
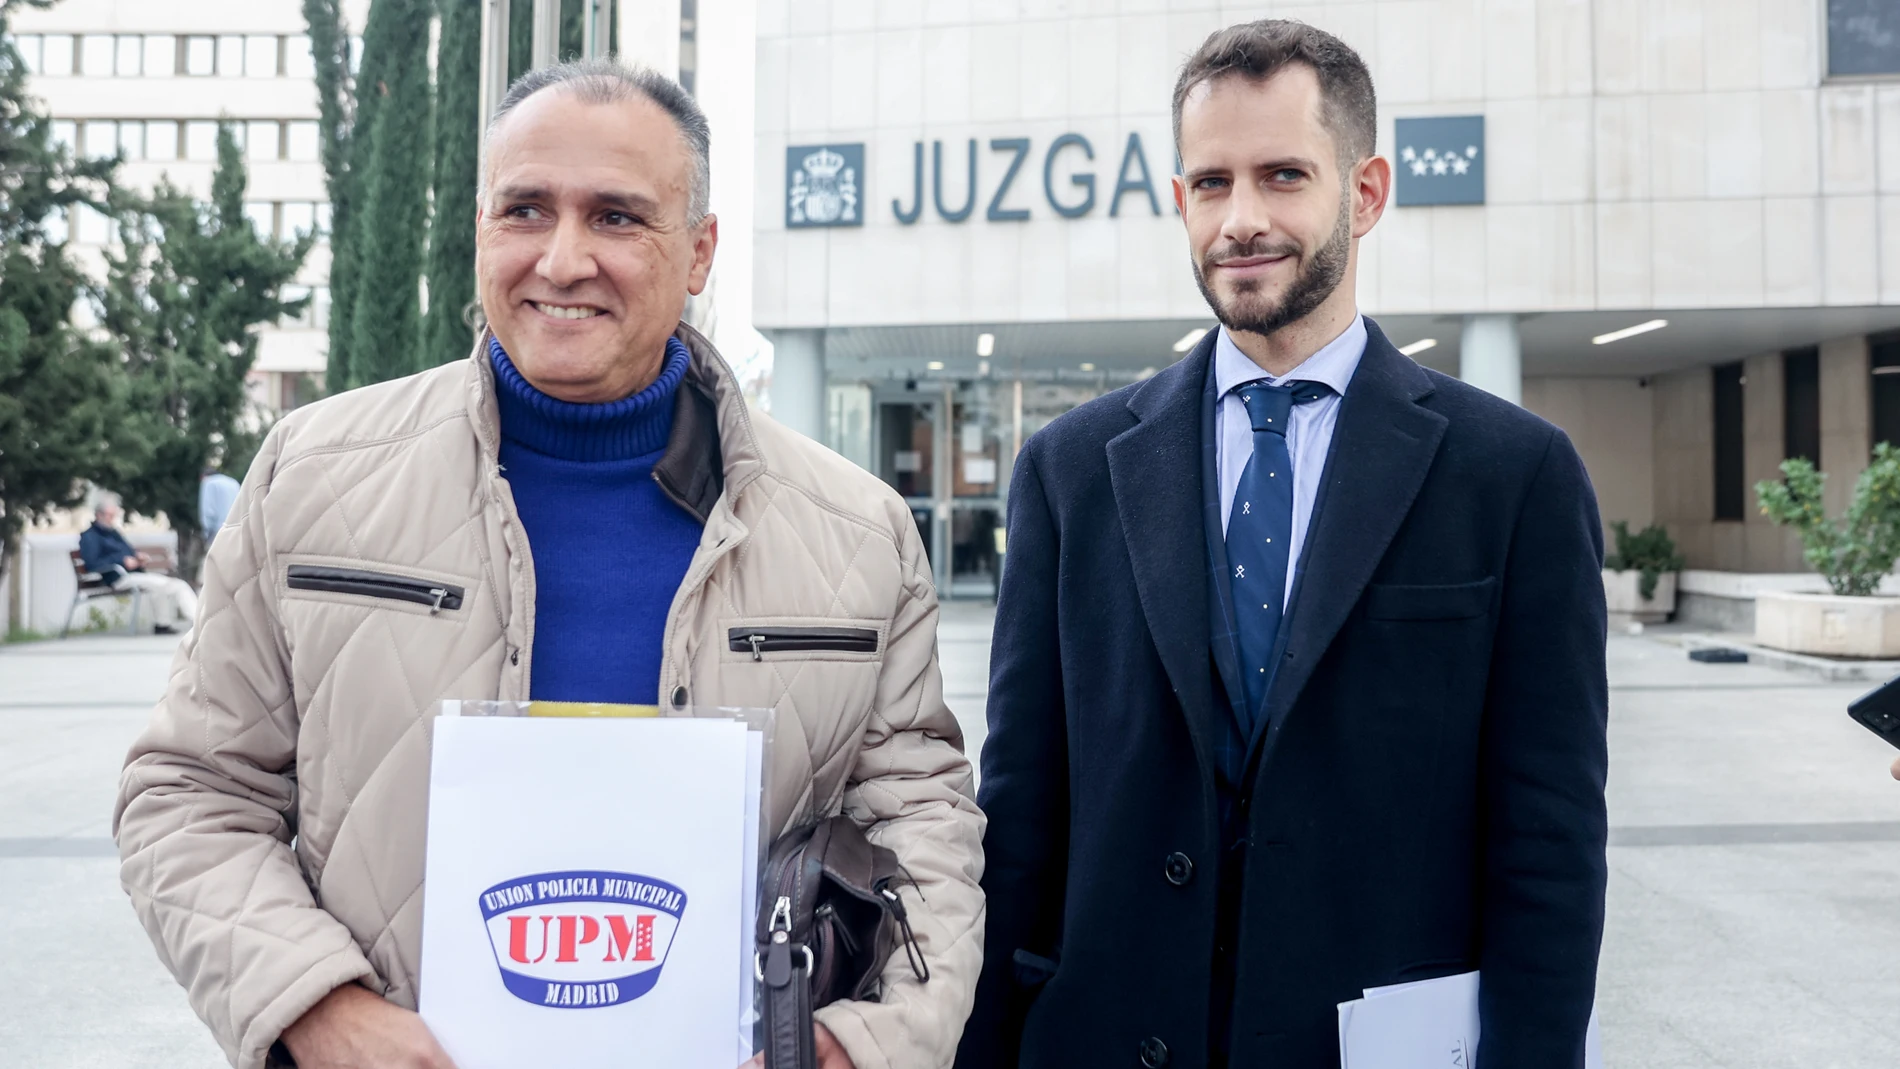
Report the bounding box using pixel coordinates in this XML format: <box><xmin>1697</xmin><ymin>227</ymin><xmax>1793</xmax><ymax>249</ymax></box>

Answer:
<box><xmin>78</xmin><ymin>493</ymin><xmax>197</xmax><ymax>634</ymax></box>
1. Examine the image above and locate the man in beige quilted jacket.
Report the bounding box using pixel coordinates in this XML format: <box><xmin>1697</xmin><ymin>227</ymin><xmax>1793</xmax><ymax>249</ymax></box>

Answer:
<box><xmin>114</xmin><ymin>61</ymin><xmax>984</xmax><ymax>1069</ymax></box>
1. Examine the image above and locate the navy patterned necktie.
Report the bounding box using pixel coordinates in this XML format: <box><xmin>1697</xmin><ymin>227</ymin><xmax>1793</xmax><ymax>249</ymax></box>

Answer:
<box><xmin>1226</xmin><ymin>379</ymin><xmax>1334</xmax><ymax>728</ymax></box>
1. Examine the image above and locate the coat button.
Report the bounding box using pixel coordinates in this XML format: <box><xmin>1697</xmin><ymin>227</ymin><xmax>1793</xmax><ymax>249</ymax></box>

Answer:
<box><xmin>671</xmin><ymin>686</ymin><xmax>688</xmax><ymax>708</ymax></box>
<box><xmin>1138</xmin><ymin>1037</ymin><xmax>1170</xmax><ymax>1067</ymax></box>
<box><xmin>1163</xmin><ymin>852</ymin><xmax>1194</xmax><ymax>886</ymax></box>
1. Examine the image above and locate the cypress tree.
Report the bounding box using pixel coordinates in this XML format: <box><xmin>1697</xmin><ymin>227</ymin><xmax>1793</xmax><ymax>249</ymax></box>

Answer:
<box><xmin>302</xmin><ymin>0</ymin><xmax>358</xmax><ymax>392</ymax></box>
<box><xmin>0</xmin><ymin>0</ymin><xmax>133</xmax><ymax>608</ymax></box>
<box><xmin>98</xmin><ymin>126</ymin><xmax>312</xmax><ymax>583</ymax></box>
<box><xmin>424</xmin><ymin>0</ymin><xmax>480</xmax><ymax>368</ymax></box>
<box><xmin>345</xmin><ymin>0</ymin><xmax>435</xmax><ymax>386</ymax></box>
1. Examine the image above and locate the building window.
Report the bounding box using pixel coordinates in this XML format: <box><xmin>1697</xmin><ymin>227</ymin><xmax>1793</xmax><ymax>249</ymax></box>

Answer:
<box><xmin>184</xmin><ymin>35</ymin><xmax>214</xmax><ymax>76</ymax></box>
<box><xmin>1784</xmin><ymin>347</ymin><xmax>1821</xmax><ymax>465</ymax></box>
<box><xmin>243</xmin><ymin>201</ymin><xmax>277</xmax><ymax>240</ymax></box>
<box><xmin>115</xmin><ymin>34</ymin><xmax>141</xmax><ymax>76</ymax></box>
<box><xmin>246</xmin><ymin>35</ymin><xmax>280</xmax><ymax>77</ymax></box>
<box><xmin>40</xmin><ymin>34</ymin><xmax>72</xmax><ymax>75</ymax></box>
<box><xmin>184</xmin><ymin>120</ymin><xmax>220</xmax><ymax>160</ymax></box>
<box><xmin>217</xmin><ymin>35</ymin><xmax>244</xmax><ymax>77</ymax></box>
<box><xmin>79</xmin><ymin>34</ymin><xmax>112</xmax><ymax>76</ymax></box>
<box><xmin>9</xmin><ymin>34</ymin><xmax>41</xmax><ymax>74</ymax></box>
<box><xmin>248</xmin><ymin>120</ymin><xmax>282</xmax><ymax>161</ymax></box>
<box><xmin>285</xmin><ymin>34</ymin><xmax>316</xmax><ymax>79</ymax></box>
<box><xmin>1874</xmin><ymin>333</ymin><xmax>1900</xmax><ymax>449</ymax></box>
<box><xmin>1829</xmin><ymin>0</ymin><xmax>1900</xmax><ymax>78</ymax></box>
<box><xmin>1713</xmin><ymin>362</ymin><xmax>1746</xmax><ymax>521</ymax></box>
<box><xmin>281</xmin><ymin>201</ymin><xmax>317</xmax><ymax>238</ymax></box>
<box><xmin>49</xmin><ymin>119</ymin><xmax>76</xmax><ymax>153</ymax></box>
<box><xmin>285</xmin><ymin>121</ymin><xmax>320</xmax><ymax>161</ymax></box>
<box><xmin>146</xmin><ymin>120</ymin><xmax>179</xmax><ymax>160</ymax></box>
<box><xmin>144</xmin><ymin>34</ymin><xmax>174</xmax><ymax>76</ymax></box>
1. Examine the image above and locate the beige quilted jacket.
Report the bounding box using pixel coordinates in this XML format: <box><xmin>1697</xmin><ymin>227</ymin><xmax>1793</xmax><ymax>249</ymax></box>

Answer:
<box><xmin>113</xmin><ymin>326</ymin><xmax>986</xmax><ymax>1069</ymax></box>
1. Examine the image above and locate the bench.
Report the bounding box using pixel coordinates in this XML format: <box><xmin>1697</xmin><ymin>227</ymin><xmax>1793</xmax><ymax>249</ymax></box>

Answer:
<box><xmin>62</xmin><ymin>548</ymin><xmax>176</xmax><ymax>638</ymax></box>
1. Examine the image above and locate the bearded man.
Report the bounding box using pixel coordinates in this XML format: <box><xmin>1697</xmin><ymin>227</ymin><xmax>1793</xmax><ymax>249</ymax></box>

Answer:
<box><xmin>116</xmin><ymin>61</ymin><xmax>982</xmax><ymax>1069</ymax></box>
<box><xmin>957</xmin><ymin>20</ymin><xmax>1608</xmax><ymax>1069</ymax></box>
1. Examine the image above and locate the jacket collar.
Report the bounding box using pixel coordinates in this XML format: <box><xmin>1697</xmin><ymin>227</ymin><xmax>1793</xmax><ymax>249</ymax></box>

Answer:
<box><xmin>463</xmin><ymin>321</ymin><xmax>766</xmax><ymax>525</ymax></box>
<box><xmin>1105</xmin><ymin>332</ymin><xmax>1225</xmax><ymax>790</ymax></box>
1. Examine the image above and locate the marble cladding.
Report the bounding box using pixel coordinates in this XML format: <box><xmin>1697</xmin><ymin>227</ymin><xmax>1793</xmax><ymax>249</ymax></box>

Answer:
<box><xmin>755</xmin><ymin>0</ymin><xmax>1897</xmax><ymax>326</ymax></box>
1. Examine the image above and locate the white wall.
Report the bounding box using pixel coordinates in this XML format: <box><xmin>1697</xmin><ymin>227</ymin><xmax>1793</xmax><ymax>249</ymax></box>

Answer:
<box><xmin>755</xmin><ymin>0</ymin><xmax>1900</xmax><ymax>330</ymax></box>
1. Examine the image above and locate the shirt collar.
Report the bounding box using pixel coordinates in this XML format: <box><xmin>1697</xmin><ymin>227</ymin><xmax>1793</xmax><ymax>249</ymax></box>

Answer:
<box><xmin>1213</xmin><ymin>314</ymin><xmax>1368</xmax><ymax>399</ymax></box>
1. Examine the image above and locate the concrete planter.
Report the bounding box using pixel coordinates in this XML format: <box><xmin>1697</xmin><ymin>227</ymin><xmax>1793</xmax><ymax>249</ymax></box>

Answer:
<box><xmin>1603</xmin><ymin>569</ymin><xmax>1677</xmax><ymax>625</ymax></box>
<box><xmin>1754</xmin><ymin>591</ymin><xmax>1900</xmax><ymax>659</ymax></box>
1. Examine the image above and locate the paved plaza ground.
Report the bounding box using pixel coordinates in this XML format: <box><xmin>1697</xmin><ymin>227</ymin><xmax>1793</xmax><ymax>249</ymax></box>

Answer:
<box><xmin>3</xmin><ymin>605</ymin><xmax>1899</xmax><ymax>1066</ymax></box>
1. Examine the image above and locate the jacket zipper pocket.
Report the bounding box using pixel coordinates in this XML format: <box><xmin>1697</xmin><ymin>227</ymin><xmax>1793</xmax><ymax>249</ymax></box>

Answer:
<box><xmin>728</xmin><ymin>626</ymin><xmax>880</xmax><ymax>661</ymax></box>
<box><xmin>286</xmin><ymin>565</ymin><xmax>465</xmax><ymax>615</ymax></box>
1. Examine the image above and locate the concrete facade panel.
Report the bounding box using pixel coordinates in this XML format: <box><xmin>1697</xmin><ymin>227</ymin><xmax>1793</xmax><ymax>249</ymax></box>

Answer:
<box><xmin>1822</xmin><ymin>196</ymin><xmax>1879</xmax><ymax>306</ymax></box>
<box><xmin>1819</xmin><ymin>333</ymin><xmax>1872</xmax><ymax>517</ymax></box>
<box><xmin>1706</xmin><ymin>199</ymin><xmax>1768</xmax><ymax>308</ymax></box>
<box><xmin>1703</xmin><ymin>0</ymin><xmax>1764</xmax><ymax>93</ymax></box>
<box><xmin>1758</xmin><ymin>88</ymin><xmax>1822</xmax><ymax>197</ymax></box>
<box><xmin>1756</xmin><ymin>0</ymin><xmax>1819</xmax><ymax>90</ymax></box>
<box><xmin>1761</xmin><ymin>195</ymin><xmax>1823</xmax><ymax>306</ymax></box>
<box><xmin>1706</xmin><ymin>92</ymin><xmax>1766</xmax><ymax>199</ymax></box>
<box><xmin>1522</xmin><ymin>376</ymin><xmax>1656</xmax><ymax>535</ymax></box>
<box><xmin>1595</xmin><ymin>96</ymin><xmax>1651</xmax><ymax>202</ymax></box>
<box><xmin>1821</xmin><ymin>85</ymin><xmax>1880</xmax><ymax>197</ymax></box>
<box><xmin>1535</xmin><ymin>0</ymin><xmax>1595</xmax><ymax>98</ymax></box>
<box><xmin>1595</xmin><ymin>201</ymin><xmax>1653</xmax><ymax>308</ymax></box>
<box><xmin>1651</xmin><ymin>366</ymin><xmax>1718</xmax><ymax>568</ymax></box>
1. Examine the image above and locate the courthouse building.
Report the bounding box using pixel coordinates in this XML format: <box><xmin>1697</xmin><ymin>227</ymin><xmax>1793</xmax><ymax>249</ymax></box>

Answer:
<box><xmin>13</xmin><ymin>0</ymin><xmax>1900</xmax><ymax>604</ymax></box>
<box><xmin>750</xmin><ymin>0</ymin><xmax>1900</xmax><ymax>600</ymax></box>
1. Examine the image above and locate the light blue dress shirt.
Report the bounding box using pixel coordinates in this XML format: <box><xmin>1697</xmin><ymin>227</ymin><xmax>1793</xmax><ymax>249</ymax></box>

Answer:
<box><xmin>199</xmin><ymin>472</ymin><xmax>240</xmax><ymax>543</ymax></box>
<box><xmin>1214</xmin><ymin>315</ymin><xmax>1368</xmax><ymax>603</ymax></box>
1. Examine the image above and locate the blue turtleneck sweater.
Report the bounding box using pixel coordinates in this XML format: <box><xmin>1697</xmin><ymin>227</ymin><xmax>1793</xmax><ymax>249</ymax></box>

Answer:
<box><xmin>491</xmin><ymin>336</ymin><xmax>702</xmax><ymax>705</ymax></box>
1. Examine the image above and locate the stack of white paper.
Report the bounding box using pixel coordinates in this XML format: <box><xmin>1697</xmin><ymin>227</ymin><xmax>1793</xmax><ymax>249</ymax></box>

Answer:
<box><xmin>1337</xmin><ymin>971</ymin><xmax>1601</xmax><ymax>1069</ymax></box>
<box><xmin>419</xmin><ymin>716</ymin><xmax>761</xmax><ymax>1069</ymax></box>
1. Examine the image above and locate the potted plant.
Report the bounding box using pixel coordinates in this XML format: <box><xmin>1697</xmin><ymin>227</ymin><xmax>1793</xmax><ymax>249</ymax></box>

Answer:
<box><xmin>1603</xmin><ymin>521</ymin><xmax>1685</xmax><ymax>624</ymax></box>
<box><xmin>1754</xmin><ymin>443</ymin><xmax>1900</xmax><ymax>657</ymax></box>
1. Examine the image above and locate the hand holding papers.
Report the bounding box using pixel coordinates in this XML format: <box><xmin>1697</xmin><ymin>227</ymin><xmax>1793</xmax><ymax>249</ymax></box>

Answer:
<box><xmin>1337</xmin><ymin>971</ymin><xmax>1601</xmax><ymax>1069</ymax></box>
<box><xmin>419</xmin><ymin>705</ymin><xmax>769</xmax><ymax>1068</ymax></box>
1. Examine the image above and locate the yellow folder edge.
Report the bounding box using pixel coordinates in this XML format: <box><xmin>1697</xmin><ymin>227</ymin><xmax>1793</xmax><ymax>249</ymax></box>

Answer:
<box><xmin>525</xmin><ymin>701</ymin><xmax>662</xmax><ymax>719</ymax></box>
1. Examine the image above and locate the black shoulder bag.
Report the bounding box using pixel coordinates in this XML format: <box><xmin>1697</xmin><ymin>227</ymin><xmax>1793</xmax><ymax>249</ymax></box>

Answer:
<box><xmin>755</xmin><ymin>816</ymin><xmax>930</xmax><ymax>1069</ymax></box>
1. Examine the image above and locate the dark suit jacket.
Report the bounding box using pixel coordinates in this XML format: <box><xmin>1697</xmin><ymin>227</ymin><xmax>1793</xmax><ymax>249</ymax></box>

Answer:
<box><xmin>956</xmin><ymin>319</ymin><xmax>1609</xmax><ymax>1068</ymax></box>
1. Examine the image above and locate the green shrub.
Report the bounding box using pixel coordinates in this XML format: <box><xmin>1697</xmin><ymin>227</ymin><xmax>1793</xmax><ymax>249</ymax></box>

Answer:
<box><xmin>1604</xmin><ymin>521</ymin><xmax>1686</xmax><ymax>600</ymax></box>
<box><xmin>1756</xmin><ymin>442</ymin><xmax>1900</xmax><ymax>596</ymax></box>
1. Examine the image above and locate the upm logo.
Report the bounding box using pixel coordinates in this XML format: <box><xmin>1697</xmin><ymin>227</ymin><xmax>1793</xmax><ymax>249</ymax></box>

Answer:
<box><xmin>478</xmin><ymin>869</ymin><xmax>687</xmax><ymax>1009</ymax></box>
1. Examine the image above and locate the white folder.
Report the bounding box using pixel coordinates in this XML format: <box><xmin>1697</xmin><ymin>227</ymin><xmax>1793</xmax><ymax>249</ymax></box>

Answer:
<box><xmin>1337</xmin><ymin>971</ymin><xmax>1601</xmax><ymax>1068</ymax></box>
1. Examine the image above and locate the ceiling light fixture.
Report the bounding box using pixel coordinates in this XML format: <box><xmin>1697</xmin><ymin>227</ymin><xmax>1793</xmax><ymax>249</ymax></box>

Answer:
<box><xmin>1592</xmin><ymin>319</ymin><xmax>1668</xmax><ymax>346</ymax></box>
<box><xmin>1398</xmin><ymin>338</ymin><xmax>1438</xmax><ymax>357</ymax></box>
<box><xmin>976</xmin><ymin>332</ymin><xmax>995</xmax><ymax>357</ymax></box>
<box><xmin>1080</xmin><ymin>363</ymin><xmax>1097</xmax><ymax>372</ymax></box>
<box><xmin>926</xmin><ymin>361</ymin><xmax>945</xmax><ymax>371</ymax></box>
<box><xmin>1172</xmin><ymin>327</ymin><xmax>1208</xmax><ymax>352</ymax></box>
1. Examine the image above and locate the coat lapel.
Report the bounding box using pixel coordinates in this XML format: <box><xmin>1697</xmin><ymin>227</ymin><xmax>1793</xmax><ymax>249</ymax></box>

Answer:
<box><xmin>1106</xmin><ymin>337</ymin><xmax>1224</xmax><ymax>783</ymax></box>
<box><xmin>1255</xmin><ymin>319</ymin><xmax>1450</xmax><ymax>764</ymax></box>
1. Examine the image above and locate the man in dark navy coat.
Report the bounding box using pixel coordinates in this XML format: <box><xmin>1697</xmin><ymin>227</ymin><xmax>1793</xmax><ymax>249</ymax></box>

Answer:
<box><xmin>956</xmin><ymin>20</ymin><xmax>1608</xmax><ymax>1069</ymax></box>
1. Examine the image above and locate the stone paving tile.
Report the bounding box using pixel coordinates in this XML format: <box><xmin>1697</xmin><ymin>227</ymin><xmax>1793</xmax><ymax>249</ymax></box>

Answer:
<box><xmin>4</xmin><ymin>619</ymin><xmax>1900</xmax><ymax>1066</ymax></box>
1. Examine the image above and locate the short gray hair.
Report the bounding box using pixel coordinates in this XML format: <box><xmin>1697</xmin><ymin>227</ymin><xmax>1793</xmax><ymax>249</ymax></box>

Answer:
<box><xmin>481</xmin><ymin>59</ymin><xmax>711</xmax><ymax>226</ymax></box>
<box><xmin>94</xmin><ymin>491</ymin><xmax>122</xmax><ymax>513</ymax></box>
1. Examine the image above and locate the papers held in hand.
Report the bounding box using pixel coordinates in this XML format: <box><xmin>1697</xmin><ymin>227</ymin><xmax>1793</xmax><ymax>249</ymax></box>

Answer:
<box><xmin>1336</xmin><ymin>971</ymin><xmax>1601</xmax><ymax>1068</ymax></box>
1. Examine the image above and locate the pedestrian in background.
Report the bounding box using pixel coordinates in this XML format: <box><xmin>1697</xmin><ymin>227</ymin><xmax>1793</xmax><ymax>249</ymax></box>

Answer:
<box><xmin>960</xmin><ymin>19</ymin><xmax>1607</xmax><ymax>1068</ymax></box>
<box><xmin>78</xmin><ymin>492</ymin><xmax>196</xmax><ymax>633</ymax></box>
<box><xmin>115</xmin><ymin>60</ymin><xmax>982</xmax><ymax>1069</ymax></box>
<box><xmin>198</xmin><ymin>467</ymin><xmax>240</xmax><ymax>545</ymax></box>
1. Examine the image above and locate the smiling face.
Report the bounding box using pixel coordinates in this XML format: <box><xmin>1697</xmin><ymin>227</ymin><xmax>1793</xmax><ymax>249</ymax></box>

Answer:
<box><xmin>476</xmin><ymin>89</ymin><xmax>717</xmax><ymax>403</ymax></box>
<box><xmin>1173</xmin><ymin>64</ymin><xmax>1387</xmax><ymax>354</ymax></box>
